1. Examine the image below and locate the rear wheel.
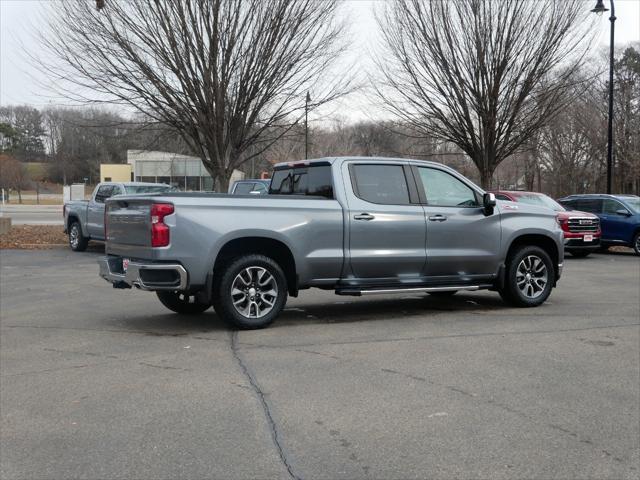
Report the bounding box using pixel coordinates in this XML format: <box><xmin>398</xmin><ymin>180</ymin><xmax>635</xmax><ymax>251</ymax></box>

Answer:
<box><xmin>568</xmin><ymin>250</ymin><xmax>591</xmax><ymax>258</ymax></box>
<box><xmin>499</xmin><ymin>246</ymin><xmax>554</xmax><ymax>308</ymax></box>
<box><xmin>633</xmin><ymin>232</ymin><xmax>640</xmax><ymax>256</ymax></box>
<box><xmin>212</xmin><ymin>254</ymin><xmax>287</xmax><ymax>329</ymax></box>
<box><xmin>156</xmin><ymin>291</ymin><xmax>211</xmax><ymax>314</ymax></box>
<box><xmin>68</xmin><ymin>221</ymin><xmax>88</xmax><ymax>252</ymax></box>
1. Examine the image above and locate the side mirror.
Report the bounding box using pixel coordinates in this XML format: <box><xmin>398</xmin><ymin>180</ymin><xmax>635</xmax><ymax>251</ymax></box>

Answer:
<box><xmin>483</xmin><ymin>192</ymin><xmax>496</xmax><ymax>216</ymax></box>
<box><xmin>616</xmin><ymin>209</ymin><xmax>631</xmax><ymax>216</ymax></box>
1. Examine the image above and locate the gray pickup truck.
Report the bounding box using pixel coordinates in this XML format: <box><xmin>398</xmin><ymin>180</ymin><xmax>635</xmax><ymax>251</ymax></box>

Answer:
<box><xmin>99</xmin><ymin>157</ymin><xmax>564</xmax><ymax>329</ymax></box>
<box><xmin>64</xmin><ymin>182</ymin><xmax>173</xmax><ymax>251</ymax></box>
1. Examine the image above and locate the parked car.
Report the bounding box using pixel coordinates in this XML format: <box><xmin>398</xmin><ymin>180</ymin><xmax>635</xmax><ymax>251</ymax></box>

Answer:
<box><xmin>99</xmin><ymin>157</ymin><xmax>564</xmax><ymax>329</ymax></box>
<box><xmin>491</xmin><ymin>190</ymin><xmax>601</xmax><ymax>258</ymax></box>
<box><xmin>229</xmin><ymin>179</ymin><xmax>270</xmax><ymax>195</ymax></box>
<box><xmin>63</xmin><ymin>182</ymin><xmax>174</xmax><ymax>251</ymax></box>
<box><xmin>558</xmin><ymin>194</ymin><xmax>640</xmax><ymax>255</ymax></box>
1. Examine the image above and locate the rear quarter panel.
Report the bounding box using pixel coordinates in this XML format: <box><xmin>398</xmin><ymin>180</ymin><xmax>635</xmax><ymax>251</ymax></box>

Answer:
<box><xmin>107</xmin><ymin>195</ymin><xmax>345</xmax><ymax>288</ymax></box>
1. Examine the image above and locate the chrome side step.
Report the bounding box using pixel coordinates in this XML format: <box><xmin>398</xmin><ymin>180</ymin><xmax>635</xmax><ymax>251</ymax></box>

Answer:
<box><xmin>335</xmin><ymin>285</ymin><xmax>486</xmax><ymax>297</ymax></box>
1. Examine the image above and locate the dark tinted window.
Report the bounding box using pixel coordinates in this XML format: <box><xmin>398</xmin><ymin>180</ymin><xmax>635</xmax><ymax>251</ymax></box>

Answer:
<box><xmin>95</xmin><ymin>185</ymin><xmax>114</xmax><ymax>203</ymax></box>
<box><xmin>574</xmin><ymin>199</ymin><xmax>602</xmax><ymax>213</ymax></box>
<box><xmin>234</xmin><ymin>182</ymin><xmax>255</xmax><ymax>195</ymax></box>
<box><xmin>352</xmin><ymin>164</ymin><xmax>410</xmax><ymax>205</ymax></box>
<box><xmin>496</xmin><ymin>194</ymin><xmax>511</xmax><ymax>201</ymax></box>
<box><xmin>269</xmin><ymin>165</ymin><xmax>333</xmax><ymax>199</ymax></box>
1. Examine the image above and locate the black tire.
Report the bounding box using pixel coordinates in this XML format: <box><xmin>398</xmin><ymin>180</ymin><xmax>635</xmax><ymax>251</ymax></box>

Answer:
<box><xmin>212</xmin><ymin>254</ymin><xmax>288</xmax><ymax>330</ymax></box>
<box><xmin>633</xmin><ymin>232</ymin><xmax>640</xmax><ymax>256</ymax></box>
<box><xmin>428</xmin><ymin>290</ymin><xmax>457</xmax><ymax>297</ymax></box>
<box><xmin>567</xmin><ymin>250</ymin><xmax>591</xmax><ymax>258</ymax></box>
<box><xmin>68</xmin><ymin>221</ymin><xmax>89</xmax><ymax>252</ymax></box>
<box><xmin>156</xmin><ymin>291</ymin><xmax>211</xmax><ymax>314</ymax></box>
<box><xmin>598</xmin><ymin>245</ymin><xmax>610</xmax><ymax>253</ymax></box>
<box><xmin>499</xmin><ymin>245</ymin><xmax>554</xmax><ymax>308</ymax></box>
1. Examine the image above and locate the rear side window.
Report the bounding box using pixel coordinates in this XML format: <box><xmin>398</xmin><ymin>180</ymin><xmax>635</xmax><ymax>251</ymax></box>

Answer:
<box><xmin>351</xmin><ymin>164</ymin><xmax>410</xmax><ymax>205</ymax></box>
<box><xmin>124</xmin><ymin>185</ymin><xmax>172</xmax><ymax>194</ymax></box>
<box><xmin>269</xmin><ymin>165</ymin><xmax>333</xmax><ymax>199</ymax></box>
<box><xmin>496</xmin><ymin>194</ymin><xmax>511</xmax><ymax>201</ymax></box>
<box><xmin>574</xmin><ymin>199</ymin><xmax>602</xmax><ymax>213</ymax></box>
<box><xmin>95</xmin><ymin>185</ymin><xmax>114</xmax><ymax>203</ymax></box>
<box><xmin>234</xmin><ymin>182</ymin><xmax>255</xmax><ymax>195</ymax></box>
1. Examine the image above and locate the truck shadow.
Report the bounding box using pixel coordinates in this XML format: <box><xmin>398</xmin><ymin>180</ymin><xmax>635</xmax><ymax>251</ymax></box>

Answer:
<box><xmin>275</xmin><ymin>293</ymin><xmax>507</xmax><ymax>327</ymax></box>
<box><xmin>117</xmin><ymin>293</ymin><xmax>508</xmax><ymax>334</ymax></box>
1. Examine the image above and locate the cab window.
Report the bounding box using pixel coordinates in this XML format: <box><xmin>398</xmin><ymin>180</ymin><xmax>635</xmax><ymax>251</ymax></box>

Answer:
<box><xmin>94</xmin><ymin>185</ymin><xmax>114</xmax><ymax>203</ymax></box>
<box><xmin>351</xmin><ymin>164</ymin><xmax>410</xmax><ymax>205</ymax></box>
<box><xmin>417</xmin><ymin>167</ymin><xmax>478</xmax><ymax>207</ymax></box>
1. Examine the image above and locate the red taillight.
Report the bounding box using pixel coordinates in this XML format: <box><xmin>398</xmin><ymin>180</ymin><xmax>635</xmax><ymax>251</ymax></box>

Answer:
<box><xmin>151</xmin><ymin>203</ymin><xmax>174</xmax><ymax>247</ymax></box>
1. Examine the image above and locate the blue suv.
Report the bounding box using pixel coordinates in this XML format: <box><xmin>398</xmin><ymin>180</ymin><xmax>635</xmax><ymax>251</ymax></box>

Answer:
<box><xmin>558</xmin><ymin>194</ymin><xmax>640</xmax><ymax>255</ymax></box>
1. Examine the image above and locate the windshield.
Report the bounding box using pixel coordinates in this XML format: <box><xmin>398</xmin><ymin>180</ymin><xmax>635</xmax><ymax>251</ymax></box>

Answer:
<box><xmin>622</xmin><ymin>197</ymin><xmax>640</xmax><ymax>213</ymax></box>
<box><xmin>124</xmin><ymin>185</ymin><xmax>173</xmax><ymax>194</ymax></box>
<box><xmin>515</xmin><ymin>194</ymin><xmax>565</xmax><ymax>212</ymax></box>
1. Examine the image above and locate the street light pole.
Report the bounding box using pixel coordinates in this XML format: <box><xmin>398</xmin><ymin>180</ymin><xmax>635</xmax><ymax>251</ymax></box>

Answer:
<box><xmin>305</xmin><ymin>92</ymin><xmax>310</xmax><ymax>160</ymax></box>
<box><xmin>591</xmin><ymin>0</ymin><xmax>616</xmax><ymax>194</ymax></box>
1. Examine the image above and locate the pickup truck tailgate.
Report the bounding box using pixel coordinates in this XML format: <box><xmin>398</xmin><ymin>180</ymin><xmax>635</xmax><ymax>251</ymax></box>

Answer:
<box><xmin>106</xmin><ymin>199</ymin><xmax>152</xmax><ymax>247</ymax></box>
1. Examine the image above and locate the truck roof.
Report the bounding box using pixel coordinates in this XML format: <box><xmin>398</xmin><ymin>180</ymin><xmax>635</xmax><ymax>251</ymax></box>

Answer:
<box><xmin>272</xmin><ymin>156</ymin><xmax>450</xmax><ymax>169</ymax></box>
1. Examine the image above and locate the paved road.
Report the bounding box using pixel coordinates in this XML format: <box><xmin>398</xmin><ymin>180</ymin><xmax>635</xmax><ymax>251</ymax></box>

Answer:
<box><xmin>0</xmin><ymin>205</ymin><xmax>63</xmax><ymax>225</ymax></box>
<box><xmin>1</xmin><ymin>249</ymin><xmax>638</xmax><ymax>479</ymax></box>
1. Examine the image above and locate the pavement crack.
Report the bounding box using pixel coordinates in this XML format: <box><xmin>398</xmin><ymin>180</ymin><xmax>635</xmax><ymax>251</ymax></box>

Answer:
<box><xmin>230</xmin><ymin>331</ymin><xmax>300</xmax><ymax>480</ymax></box>
<box><xmin>238</xmin><ymin>322</ymin><xmax>640</xmax><ymax>351</ymax></box>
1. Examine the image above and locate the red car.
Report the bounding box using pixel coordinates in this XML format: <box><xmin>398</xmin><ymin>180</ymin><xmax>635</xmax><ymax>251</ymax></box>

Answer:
<box><xmin>491</xmin><ymin>191</ymin><xmax>601</xmax><ymax>258</ymax></box>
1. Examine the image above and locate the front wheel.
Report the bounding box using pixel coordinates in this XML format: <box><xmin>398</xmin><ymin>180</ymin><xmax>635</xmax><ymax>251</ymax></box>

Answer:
<box><xmin>212</xmin><ymin>254</ymin><xmax>288</xmax><ymax>329</ymax></box>
<box><xmin>499</xmin><ymin>246</ymin><xmax>554</xmax><ymax>308</ymax></box>
<box><xmin>633</xmin><ymin>232</ymin><xmax>640</xmax><ymax>256</ymax></box>
<box><xmin>156</xmin><ymin>291</ymin><xmax>211</xmax><ymax>314</ymax></box>
<box><xmin>68</xmin><ymin>221</ymin><xmax>88</xmax><ymax>252</ymax></box>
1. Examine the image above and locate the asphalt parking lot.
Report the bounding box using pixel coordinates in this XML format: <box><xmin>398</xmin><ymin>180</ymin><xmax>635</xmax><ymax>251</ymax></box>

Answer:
<box><xmin>1</xmin><ymin>248</ymin><xmax>639</xmax><ymax>479</ymax></box>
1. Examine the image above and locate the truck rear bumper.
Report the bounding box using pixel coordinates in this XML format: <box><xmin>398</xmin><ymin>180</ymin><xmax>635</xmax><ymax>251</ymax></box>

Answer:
<box><xmin>98</xmin><ymin>255</ymin><xmax>188</xmax><ymax>291</ymax></box>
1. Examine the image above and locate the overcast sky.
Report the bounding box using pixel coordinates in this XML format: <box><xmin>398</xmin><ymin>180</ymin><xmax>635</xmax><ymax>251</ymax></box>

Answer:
<box><xmin>1</xmin><ymin>0</ymin><xmax>639</xmax><ymax>121</ymax></box>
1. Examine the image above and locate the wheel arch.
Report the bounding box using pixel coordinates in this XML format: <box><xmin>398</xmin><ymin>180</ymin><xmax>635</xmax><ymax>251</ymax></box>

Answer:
<box><xmin>67</xmin><ymin>214</ymin><xmax>86</xmax><ymax>237</ymax></box>
<box><xmin>213</xmin><ymin>236</ymin><xmax>298</xmax><ymax>297</ymax></box>
<box><xmin>505</xmin><ymin>233</ymin><xmax>560</xmax><ymax>283</ymax></box>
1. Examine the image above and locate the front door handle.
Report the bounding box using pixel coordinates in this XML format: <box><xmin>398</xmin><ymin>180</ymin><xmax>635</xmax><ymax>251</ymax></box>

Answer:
<box><xmin>354</xmin><ymin>213</ymin><xmax>375</xmax><ymax>221</ymax></box>
<box><xmin>428</xmin><ymin>215</ymin><xmax>447</xmax><ymax>222</ymax></box>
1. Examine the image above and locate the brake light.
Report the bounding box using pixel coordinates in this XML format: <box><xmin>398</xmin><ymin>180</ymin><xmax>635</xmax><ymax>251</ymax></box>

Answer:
<box><xmin>151</xmin><ymin>203</ymin><xmax>174</xmax><ymax>247</ymax></box>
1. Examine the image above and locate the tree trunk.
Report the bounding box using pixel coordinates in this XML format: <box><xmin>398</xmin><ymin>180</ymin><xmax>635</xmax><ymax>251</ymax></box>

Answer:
<box><xmin>479</xmin><ymin>166</ymin><xmax>495</xmax><ymax>189</ymax></box>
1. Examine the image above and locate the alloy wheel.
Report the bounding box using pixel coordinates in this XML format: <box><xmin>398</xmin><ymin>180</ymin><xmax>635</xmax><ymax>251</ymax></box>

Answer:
<box><xmin>230</xmin><ymin>266</ymin><xmax>278</xmax><ymax>319</ymax></box>
<box><xmin>516</xmin><ymin>255</ymin><xmax>548</xmax><ymax>299</ymax></box>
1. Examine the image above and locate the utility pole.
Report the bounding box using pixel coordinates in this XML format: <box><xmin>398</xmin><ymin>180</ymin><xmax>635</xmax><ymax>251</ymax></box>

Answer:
<box><xmin>591</xmin><ymin>0</ymin><xmax>616</xmax><ymax>194</ymax></box>
<box><xmin>305</xmin><ymin>92</ymin><xmax>311</xmax><ymax>160</ymax></box>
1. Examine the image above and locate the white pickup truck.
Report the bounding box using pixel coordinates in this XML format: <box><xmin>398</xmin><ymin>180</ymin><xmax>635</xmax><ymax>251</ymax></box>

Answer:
<box><xmin>63</xmin><ymin>182</ymin><xmax>173</xmax><ymax>251</ymax></box>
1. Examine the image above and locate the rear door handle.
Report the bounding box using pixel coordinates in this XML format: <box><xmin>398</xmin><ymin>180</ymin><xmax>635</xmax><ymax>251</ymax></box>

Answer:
<box><xmin>354</xmin><ymin>213</ymin><xmax>375</xmax><ymax>221</ymax></box>
<box><xmin>428</xmin><ymin>215</ymin><xmax>447</xmax><ymax>222</ymax></box>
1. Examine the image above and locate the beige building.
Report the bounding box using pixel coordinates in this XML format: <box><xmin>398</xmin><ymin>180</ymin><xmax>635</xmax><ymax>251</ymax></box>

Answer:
<box><xmin>127</xmin><ymin>150</ymin><xmax>244</xmax><ymax>191</ymax></box>
<box><xmin>100</xmin><ymin>164</ymin><xmax>133</xmax><ymax>183</ymax></box>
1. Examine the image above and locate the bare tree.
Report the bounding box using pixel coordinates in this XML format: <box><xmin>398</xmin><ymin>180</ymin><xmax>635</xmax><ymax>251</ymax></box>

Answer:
<box><xmin>376</xmin><ymin>0</ymin><xmax>594</xmax><ymax>188</ymax></box>
<box><xmin>37</xmin><ymin>0</ymin><xmax>351</xmax><ymax>190</ymax></box>
<box><xmin>0</xmin><ymin>155</ymin><xmax>30</xmax><ymax>203</ymax></box>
